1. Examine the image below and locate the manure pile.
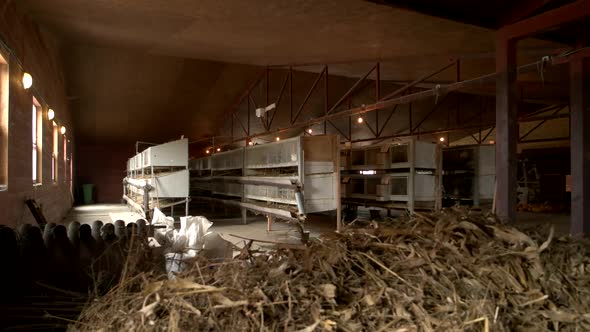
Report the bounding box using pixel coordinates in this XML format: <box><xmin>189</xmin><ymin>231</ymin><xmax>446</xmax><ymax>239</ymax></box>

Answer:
<box><xmin>75</xmin><ymin>209</ymin><xmax>590</xmax><ymax>331</ymax></box>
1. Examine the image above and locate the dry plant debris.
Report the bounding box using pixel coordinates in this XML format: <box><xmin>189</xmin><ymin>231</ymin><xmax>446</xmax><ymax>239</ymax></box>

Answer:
<box><xmin>74</xmin><ymin>208</ymin><xmax>590</xmax><ymax>331</ymax></box>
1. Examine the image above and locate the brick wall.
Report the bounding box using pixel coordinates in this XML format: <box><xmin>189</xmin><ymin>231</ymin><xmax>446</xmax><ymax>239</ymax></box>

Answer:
<box><xmin>0</xmin><ymin>3</ymin><xmax>73</xmax><ymax>227</ymax></box>
<box><xmin>75</xmin><ymin>142</ymin><xmax>133</xmax><ymax>204</ymax></box>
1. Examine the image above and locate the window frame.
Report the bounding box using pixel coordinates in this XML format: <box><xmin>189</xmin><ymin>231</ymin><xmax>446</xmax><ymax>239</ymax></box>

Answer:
<box><xmin>32</xmin><ymin>97</ymin><xmax>42</xmax><ymax>186</ymax></box>
<box><xmin>0</xmin><ymin>52</ymin><xmax>8</xmax><ymax>191</ymax></box>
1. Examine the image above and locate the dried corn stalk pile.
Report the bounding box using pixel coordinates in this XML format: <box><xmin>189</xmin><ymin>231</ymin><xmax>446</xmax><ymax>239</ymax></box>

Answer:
<box><xmin>74</xmin><ymin>209</ymin><xmax>590</xmax><ymax>331</ymax></box>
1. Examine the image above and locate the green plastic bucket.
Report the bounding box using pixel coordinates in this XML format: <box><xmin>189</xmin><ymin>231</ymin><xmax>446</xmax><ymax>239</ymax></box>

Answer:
<box><xmin>82</xmin><ymin>184</ymin><xmax>94</xmax><ymax>204</ymax></box>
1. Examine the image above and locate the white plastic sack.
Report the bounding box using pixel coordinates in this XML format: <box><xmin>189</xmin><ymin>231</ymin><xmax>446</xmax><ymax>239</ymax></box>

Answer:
<box><xmin>152</xmin><ymin>208</ymin><xmax>174</xmax><ymax>229</ymax></box>
<box><xmin>163</xmin><ymin>215</ymin><xmax>218</xmax><ymax>279</ymax></box>
<box><xmin>179</xmin><ymin>216</ymin><xmax>213</xmax><ymax>250</ymax></box>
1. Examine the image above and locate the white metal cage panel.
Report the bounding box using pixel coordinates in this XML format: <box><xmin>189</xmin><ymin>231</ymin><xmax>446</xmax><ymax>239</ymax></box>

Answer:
<box><xmin>478</xmin><ymin>145</ymin><xmax>495</xmax><ymax>176</ymax></box>
<box><xmin>188</xmin><ymin>159</ymin><xmax>199</xmax><ymax>171</ymax></box>
<box><xmin>349</xmin><ymin>146</ymin><xmax>387</xmax><ymax>170</ymax></box>
<box><xmin>388</xmin><ymin>143</ymin><xmax>410</xmax><ymax>169</ymax></box>
<box><xmin>414</xmin><ymin>173</ymin><xmax>436</xmax><ymax>201</ymax></box>
<box><xmin>245</xmin><ymin>137</ymin><xmax>300</xmax><ymax>169</ymax></box>
<box><xmin>304</xmin><ymin>173</ymin><xmax>338</xmax><ymax>212</ymax></box>
<box><xmin>413</xmin><ymin>141</ymin><xmax>437</xmax><ymax>169</ymax></box>
<box><xmin>140</xmin><ymin>139</ymin><xmax>188</xmax><ymax>168</ymax></box>
<box><xmin>479</xmin><ymin>175</ymin><xmax>495</xmax><ymax>199</ymax></box>
<box><xmin>210</xmin><ymin>182</ymin><xmax>243</xmax><ymax>197</ymax></box>
<box><xmin>146</xmin><ymin>170</ymin><xmax>190</xmax><ymax>198</ymax></box>
<box><xmin>211</xmin><ymin>149</ymin><xmax>243</xmax><ymax>171</ymax></box>
<box><xmin>244</xmin><ymin>184</ymin><xmax>297</xmax><ymax>205</ymax></box>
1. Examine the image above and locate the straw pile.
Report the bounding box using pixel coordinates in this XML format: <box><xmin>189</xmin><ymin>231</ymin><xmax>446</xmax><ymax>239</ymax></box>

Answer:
<box><xmin>74</xmin><ymin>208</ymin><xmax>590</xmax><ymax>331</ymax></box>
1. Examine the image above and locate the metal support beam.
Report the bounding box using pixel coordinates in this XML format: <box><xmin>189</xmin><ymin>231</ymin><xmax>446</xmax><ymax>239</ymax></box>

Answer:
<box><xmin>327</xmin><ymin>120</ymin><xmax>350</xmax><ymax>141</ymax></box>
<box><xmin>482</xmin><ymin>126</ymin><xmax>495</xmax><ymax>143</ymax></box>
<box><xmin>499</xmin><ymin>0</ymin><xmax>590</xmax><ymax>40</ymax></box>
<box><xmin>328</xmin><ymin>64</ymin><xmax>376</xmax><ymax>114</ymax></box>
<box><xmin>292</xmin><ymin>66</ymin><xmax>326</xmax><ymax>124</ymax></box>
<box><xmin>518</xmin><ymin>107</ymin><xmax>567</xmax><ymax>141</ymax></box>
<box><xmin>228</xmin><ymin>56</ymin><xmax>560</xmax><ymax>144</ymax></box>
<box><xmin>412</xmin><ymin>94</ymin><xmax>449</xmax><ymax>133</ymax></box>
<box><xmin>570</xmin><ymin>56</ymin><xmax>590</xmax><ymax>234</ymax></box>
<box><xmin>269</xmin><ymin>71</ymin><xmax>290</xmax><ymax>129</ymax></box>
<box><xmin>495</xmin><ymin>38</ymin><xmax>518</xmax><ymax>223</ymax></box>
<box><xmin>378</xmin><ymin>105</ymin><xmax>398</xmax><ymax>137</ymax></box>
<box><xmin>379</xmin><ymin>61</ymin><xmax>455</xmax><ymax>101</ymax></box>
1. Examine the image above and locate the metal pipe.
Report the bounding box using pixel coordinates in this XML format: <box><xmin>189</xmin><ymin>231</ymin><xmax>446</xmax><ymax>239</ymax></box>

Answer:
<box><xmin>294</xmin><ymin>186</ymin><xmax>306</xmax><ymax>216</ymax></box>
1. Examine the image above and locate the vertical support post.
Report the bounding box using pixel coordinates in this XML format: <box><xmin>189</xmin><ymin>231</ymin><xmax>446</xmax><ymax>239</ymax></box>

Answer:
<box><xmin>324</xmin><ymin>66</ymin><xmax>328</xmax><ymax>134</ymax></box>
<box><xmin>241</xmin><ymin>207</ymin><xmax>248</xmax><ymax>225</ymax></box>
<box><xmin>266</xmin><ymin>215</ymin><xmax>273</xmax><ymax>232</ymax></box>
<box><xmin>570</xmin><ymin>56</ymin><xmax>590</xmax><ymax>234</ymax></box>
<box><xmin>348</xmin><ymin>100</ymin><xmax>352</xmax><ymax>142</ymax></box>
<box><xmin>247</xmin><ymin>94</ymin><xmax>251</xmax><ymax>136</ymax></box>
<box><xmin>376</xmin><ymin>63</ymin><xmax>380</xmax><ymax>136</ymax></box>
<box><xmin>456</xmin><ymin>60</ymin><xmax>461</xmax><ymax>125</ymax></box>
<box><xmin>289</xmin><ymin>67</ymin><xmax>293</xmax><ymax>124</ymax></box>
<box><xmin>495</xmin><ymin>37</ymin><xmax>518</xmax><ymax>222</ymax></box>
<box><xmin>473</xmin><ymin>146</ymin><xmax>481</xmax><ymax>207</ymax></box>
<box><xmin>266</xmin><ymin>67</ymin><xmax>270</xmax><ymax>130</ymax></box>
<box><xmin>143</xmin><ymin>185</ymin><xmax>151</xmax><ymax>221</ymax></box>
<box><xmin>408</xmin><ymin>94</ymin><xmax>413</xmax><ymax>134</ymax></box>
<box><xmin>434</xmin><ymin>144</ymin><xmax>442</xmax><ymax>211</ymax></box>
<box><xmin>241</xmin><ymin>148</ymin><xmax>247</xmax><ymax>225</ymax></box>
<box><xmin>408</xmin><ymin>138</ymin><xmax>415</xmax><ymax>213</ymax></box>
<box><xmin>334</xmin><ymin>135</ymin><xmax>342</xmax><ymax>232</ymax></box>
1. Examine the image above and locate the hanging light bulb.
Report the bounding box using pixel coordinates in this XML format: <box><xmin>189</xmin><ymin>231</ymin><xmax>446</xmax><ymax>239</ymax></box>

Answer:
<box><xmin>276</xmin><ymin>137</ymin><xmax>280</xmax><ymax>141</ymax></box>
<box><xmin>439</xmin><ymin>137</ymin><xmax>445</xmax><ymax>142</ymax></box>
<box><xmin>206</xmin><ymin>150</ymin><xmax>210</xmax><ymax>154</ymax></box>
<box><xmin>307</xmin><ymin>128</ymin><xmax>313</xmax><ymax>134</ymax></box>
<box><xmin>60</xmin><ymin>126</ymin><xmax>66</xmax><ymax>134</ymax></box>
<box><xmin>216</xmin><ymin>147</ymin><xmax>221</xmax><ymax>152</ymax></box>
<box><xmin>47</xmin><ymin>109</ymin><xmax>55</xmax><ymax>120</ymax></box>
<box><xmin>248</xmin><ymin>141</ymin><xmax>254</xmax><ymax>146</ymax></box>
<box><xmin>357</xmin><ymin>117</ymin><xmax>363</xmax><ymax>124</ymax></box>
<box><xmin>22</xmin><ymin>72</ymin><xmax>33</xmax><ymax>89</ymax></box>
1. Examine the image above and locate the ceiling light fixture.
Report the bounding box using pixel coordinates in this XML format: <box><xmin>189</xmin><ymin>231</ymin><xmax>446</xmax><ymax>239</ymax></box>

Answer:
<box><xmin>60</xmin><ymin>126</ymin><xmax>66</xmax><ymax>135</ymax></box>
<box><xmin>47</xmin><ymin>109</ymin><xmax>55</xmax><ymax>120</ymax></box>
<box><xmin>22</xmin><ymin>72</ymin><xmax>33</xmax><ymax>89</ymax></box>
<box><xmin>439</xmin><ymin>137</ymin><xmax>445</xmax><ymax>142</ymax></box>
<box><xmin>357</xmin><ymin>117</ymin><xmax>363</xmax><ymax>124</ymax></box>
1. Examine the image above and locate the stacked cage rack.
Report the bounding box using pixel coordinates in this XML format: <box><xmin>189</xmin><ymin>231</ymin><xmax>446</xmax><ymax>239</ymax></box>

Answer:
<box><xmin>442</xmin><ymin>144</ymin><xmax>495</xmax><ymax>207</ymax></box>
<box><xmin>190</xmin><ymin>135</ymin><xmax>341</xmax><ymax>229</ymax></box>
<box><xmin>123</xmin><ymin>138</ymin><xmax>190</xmax><ymax>219</ymax></box>
<box><xmin>341</xmin><ymin>138</ymin><xmax>441</xmax><ymax>212</ymax></box>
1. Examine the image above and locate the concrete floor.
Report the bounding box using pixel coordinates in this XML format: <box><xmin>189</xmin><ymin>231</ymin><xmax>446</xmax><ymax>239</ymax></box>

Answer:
<box><xmin>63</xmin><ymin>204</ymin><xmax>572</xmax><ymax>251</ymax></box>
<box><xmin>63</xmin><ymin>204</ymin><xmax>338</xmax><ymax>250</ymax></box>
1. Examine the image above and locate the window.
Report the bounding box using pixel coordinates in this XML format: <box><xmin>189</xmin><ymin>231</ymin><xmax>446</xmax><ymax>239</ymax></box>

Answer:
<box><xmin>32</xmin><ymin>98</ymin><xmax>42</xmax><ymax>185</ymax></box>
<box><xmin>52</xmin><ymin>122</ymin><xmax>58</xmax><ymax>183</ymax></box>
<box><xmin>63</xmin><ymin>134</ymin><xmax>67</xmax><ymax>183</ymax></box>
<box><xmin>0</xmin><ymin>53</ymin><xmax>8</xmax><ymax>190</ymax></box>
<box><xmin>69</xmin><ymin>150</ymin><xmax>73</xmax><ymax>195</ymax></box>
